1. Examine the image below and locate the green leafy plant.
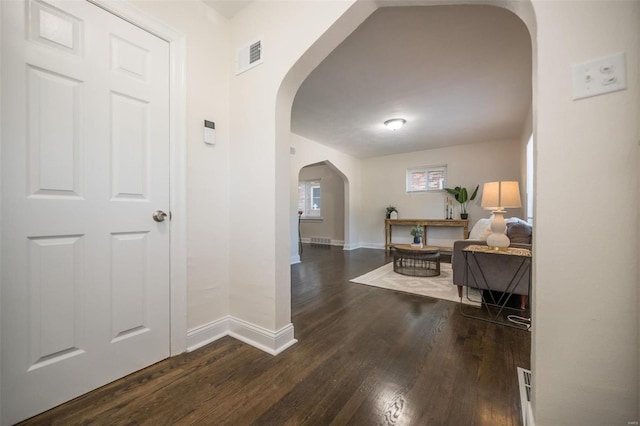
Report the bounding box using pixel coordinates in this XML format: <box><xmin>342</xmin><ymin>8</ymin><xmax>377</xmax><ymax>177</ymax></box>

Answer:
<box><xmin>410</xmin><ymin>225</ymin><xmax>424</xmax><ymax>237</ymax></box>
<box><xmin>445</xmin><ymin>185</ymin><xmax>479</xmax><ymax>214</ymax></box>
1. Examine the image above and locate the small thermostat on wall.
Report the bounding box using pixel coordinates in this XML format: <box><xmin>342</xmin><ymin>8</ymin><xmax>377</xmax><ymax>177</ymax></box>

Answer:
<box><xmin>204</xmin><ymin>120</ymin><xmax>215</xmax><ymax>145</ymax></box>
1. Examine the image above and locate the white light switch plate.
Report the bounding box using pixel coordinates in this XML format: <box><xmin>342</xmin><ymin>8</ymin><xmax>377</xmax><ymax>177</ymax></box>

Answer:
<box><xmin>572</xmin><ymin>52</ymin><xmax>626</xmax><ymax>100</ymax></box>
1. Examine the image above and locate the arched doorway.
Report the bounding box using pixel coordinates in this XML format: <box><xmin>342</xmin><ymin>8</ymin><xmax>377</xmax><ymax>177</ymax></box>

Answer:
<box><xmin>279</xmin><ymin>1</ymin><xmax>536</xmax><ymax>262</ymax></box>
<box><xmin>294</xmin><ymin>161</ymin><xmax>349</xmax><ymax>262</ymax></box>
<box><xmin>275</xmin><ymin>0</ymin><xmax>538</xmax><ymax>422</ymax></box>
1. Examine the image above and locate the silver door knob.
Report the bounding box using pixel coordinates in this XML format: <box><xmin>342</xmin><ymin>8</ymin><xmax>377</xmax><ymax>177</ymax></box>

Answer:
<box><xmin>153</xmin><ymin>210</ymin><xmax>168</xmax><ymax>222</ymax></box>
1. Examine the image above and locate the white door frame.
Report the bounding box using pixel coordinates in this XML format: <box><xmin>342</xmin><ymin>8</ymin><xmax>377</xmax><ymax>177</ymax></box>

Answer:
<box><xmin>86</xmin><ymin>0</ymin><xmax>188</xmax><ymax>357</ymax></box>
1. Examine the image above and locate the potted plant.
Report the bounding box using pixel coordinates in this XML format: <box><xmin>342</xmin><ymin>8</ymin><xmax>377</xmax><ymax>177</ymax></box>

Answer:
<box><xmin>410</xmin><ymin>225</ymin><xmax>424</xmax><ymax>244</ymax></box>
<box><xmin>445</xmin><ymin>185</ymin><xmax>479</xmax><ymax>220</ymax></box>
<box><xmin>386</xmin><ymin>205</ymin><xmax>398</xmax><ymax>219</ymax></box>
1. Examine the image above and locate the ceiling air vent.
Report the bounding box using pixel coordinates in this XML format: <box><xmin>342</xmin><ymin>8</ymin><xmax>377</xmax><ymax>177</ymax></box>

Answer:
<box><xmin>236</xmin><ymin>37</ymin><xmax>263</xmax><ymax>75</ymax></box>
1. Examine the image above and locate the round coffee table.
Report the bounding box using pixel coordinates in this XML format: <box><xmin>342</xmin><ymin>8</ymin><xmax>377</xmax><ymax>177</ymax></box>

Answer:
<box><xmin>392</xmin><ymin>244</ymin><xmax>441</xmax><ymax>277</ymax></box>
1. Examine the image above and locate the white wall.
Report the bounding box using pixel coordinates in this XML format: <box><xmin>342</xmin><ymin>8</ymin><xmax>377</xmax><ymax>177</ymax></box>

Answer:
<box><xmin>131</xmin><ymin>1</ymin><xmax>231</xmax><ymax>330</ymax></box>
<box><xmin>360</xmin><ymin>139</ymin><xmax>523</xmax><ymax>248</ymax></box>
<box><xmin>532</xmin><ymin>0</ymin><xmax>639</xmax><ymax>424</ymax></box>
<box><xmin>298</xmin><ymin>164</ymin><xmax>345</xmax><ymax>244</ymax></box>
<box><xmin>230</xmin><ymin>1</ymin><xmax>367</xmax><ymax>331</ymax></box>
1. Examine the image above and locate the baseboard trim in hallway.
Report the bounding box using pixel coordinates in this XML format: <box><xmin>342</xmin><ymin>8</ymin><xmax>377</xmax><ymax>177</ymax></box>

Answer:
<box><xmin>187</xmin><ymin>316</ymin><xmax>297</xmax><ymax>356</ymax></box>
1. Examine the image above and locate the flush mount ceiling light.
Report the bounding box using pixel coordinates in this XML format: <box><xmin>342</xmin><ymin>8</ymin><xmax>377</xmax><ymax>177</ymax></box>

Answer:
<box><xmin>384</xmin><ymin>118</ymin><xmax>406</xmax><ymax>131</ymax></box>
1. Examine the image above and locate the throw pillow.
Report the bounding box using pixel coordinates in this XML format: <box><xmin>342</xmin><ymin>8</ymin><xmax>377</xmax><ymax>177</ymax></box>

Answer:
<box><xmin>469</xmin><ymin>218</ymin><xmax>492</xmax><ymax>241</ymax></box>
<box><xmin>506</xmin><ymin>221</ymin><xmax>533</xmax><ymax>244</ymax></box>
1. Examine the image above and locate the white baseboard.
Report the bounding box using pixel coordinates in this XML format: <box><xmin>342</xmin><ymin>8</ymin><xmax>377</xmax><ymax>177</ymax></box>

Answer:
<box><xmin>290</xmin><ymin>254</ymin><xmax>301</xmax><ymax>264</ymax></box>
<box><xmin>359</xmin><ymin>243</ymin><xmax>385</xmax><ymax>250</ymax></box>
<box><xmin>299</xmin><ymin>242</ymin><xmax>386</xmax><ymax>251</ymax></box>
<box><xmin>186</xmin><ymin>317</ymin><xmax>230</xmax><ymax>352</ymax></box>
<box><xmin>343</xmin><ymin>242</ymin><xmax>362</xmax><ymax>250</ymax></box>
<box><xmin>228</xmin><ymin>317</ymin><xmax>297</xmax><ymax>356</ymax></box>
<box><xmin>186</xmin><ymin>316</ymin><xmax>297</xmax><ymax>356</ymax></box>
<box><xmin>298</xmin><ymin>240</ymin><xmax>372</xmax><ymax>250</ymax></box>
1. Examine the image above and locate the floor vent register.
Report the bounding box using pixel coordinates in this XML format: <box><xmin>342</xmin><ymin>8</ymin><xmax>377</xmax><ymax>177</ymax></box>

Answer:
<box><xmin>310</xmin><ymin>237</ymin><xmax>331</xmax><ymax>246</ymax></box>
<box><xmin>517</xmin><ymin>367</ymin><xmax>532</xmax><ymax>426</ymax></box>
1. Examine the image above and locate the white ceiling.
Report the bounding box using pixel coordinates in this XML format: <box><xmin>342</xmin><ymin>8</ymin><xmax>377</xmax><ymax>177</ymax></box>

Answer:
<box><xmin>291</xmin><ymin>5</ymin><xmax>532</xmax><ymax>158</ymax></box>
<box><xmin>202</xmin><ymin>0</ymin><xmax>252</xmax><ymax>19</ymax></box>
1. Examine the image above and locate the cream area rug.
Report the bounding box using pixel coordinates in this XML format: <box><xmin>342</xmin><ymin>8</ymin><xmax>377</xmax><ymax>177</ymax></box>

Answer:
<box><xmin>350</xmin><ymin>262</ymin><xmax>480</xmax><ymax>307</ymax></box>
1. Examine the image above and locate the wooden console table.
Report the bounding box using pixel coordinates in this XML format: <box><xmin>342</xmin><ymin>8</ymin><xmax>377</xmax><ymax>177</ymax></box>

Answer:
<box><xmin>384</xmin><ymin>219</ymin><xmax>469</xmax><ymax>253</ymax></box>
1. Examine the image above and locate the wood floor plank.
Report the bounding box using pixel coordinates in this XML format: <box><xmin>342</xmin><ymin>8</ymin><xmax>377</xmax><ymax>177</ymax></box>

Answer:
<box><xmin>20</xmin><ymin>245</ymin><xmax>530</xmax><ymax>426</ymax></box>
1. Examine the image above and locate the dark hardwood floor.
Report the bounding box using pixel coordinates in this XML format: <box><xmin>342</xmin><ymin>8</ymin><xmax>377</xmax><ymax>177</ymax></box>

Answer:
<box><xmin>22</xmin><ymin>245</ymin><xmax>530</xmax><ymax>426</ymax></box>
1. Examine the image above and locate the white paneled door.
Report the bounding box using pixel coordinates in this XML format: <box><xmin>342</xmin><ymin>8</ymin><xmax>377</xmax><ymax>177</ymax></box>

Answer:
<box><xmin>1</xmin><ymin>0</ymin><xmax>171</xmax><ymax>423</ymax></box>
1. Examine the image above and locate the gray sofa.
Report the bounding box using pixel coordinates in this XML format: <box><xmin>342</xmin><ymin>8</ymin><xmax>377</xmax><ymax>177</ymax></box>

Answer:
<box><xmin>452</xmin><ymin>219</ymin><xmax>532</xmax><ymax>309</ymax></box>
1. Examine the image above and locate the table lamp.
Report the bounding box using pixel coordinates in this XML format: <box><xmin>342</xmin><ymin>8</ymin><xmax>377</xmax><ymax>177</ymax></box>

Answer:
<box><xmin>481</xmin><ymin>181</ymin><xmax>522</xmax><ymax>249</ymax></box>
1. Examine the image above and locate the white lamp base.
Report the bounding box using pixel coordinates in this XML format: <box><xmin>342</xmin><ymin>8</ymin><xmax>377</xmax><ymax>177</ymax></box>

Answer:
<box><xmin>486</xmin><ymin>210</ymin><xmax>510</xmax><ymax>249</ymax></box>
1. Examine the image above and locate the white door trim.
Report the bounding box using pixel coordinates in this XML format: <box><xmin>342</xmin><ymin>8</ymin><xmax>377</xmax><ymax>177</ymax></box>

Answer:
<box><xmin>88</xmin><ymin>0</ymin><xmax>188</xmax><ymax>356</ymax></box>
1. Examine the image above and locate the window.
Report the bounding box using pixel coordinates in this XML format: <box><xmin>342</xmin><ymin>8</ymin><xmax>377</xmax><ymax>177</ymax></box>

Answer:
<box><xmin>298</xmin><ymin>179</ymin><xmax>321</xmax><ymax>217</ymax></box>
<box><xmin>406</xmin><ymin>165</ymin><xmax>446</xmax><ymax>193</ymax></box>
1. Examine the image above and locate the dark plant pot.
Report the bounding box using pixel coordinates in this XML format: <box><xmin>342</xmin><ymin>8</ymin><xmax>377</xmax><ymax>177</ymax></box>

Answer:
<box><xmin>460</xmin><ymin>213</ymin><xmax>469</xmax><ymax>220</ymax></box>
<box><xmin>413</xmin><ymin>236</ymin><xmax>422</xmax><ymax>244</ymax></box>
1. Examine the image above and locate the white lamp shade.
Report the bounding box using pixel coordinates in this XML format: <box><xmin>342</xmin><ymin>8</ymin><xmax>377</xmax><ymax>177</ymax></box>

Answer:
<box><xmin>481</xmin><ymin>182</ymin><xmax>500</xmax><ymax>209</ymax></box>
<box><xmin>481</xmin><ymin>181</ymin><xmax>521</xmax><ymax>210</ymax></box>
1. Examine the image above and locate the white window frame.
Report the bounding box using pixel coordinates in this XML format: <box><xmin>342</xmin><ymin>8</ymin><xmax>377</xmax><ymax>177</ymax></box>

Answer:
<box><xmin>406</xmin><ymin>165</ymin><xmax>447</xmax><ymax>193</ymax></box>
<box><xmin>298</xmin><ymin>179</ymin><xmax>322</xmax><ymax>218</ymax></box>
